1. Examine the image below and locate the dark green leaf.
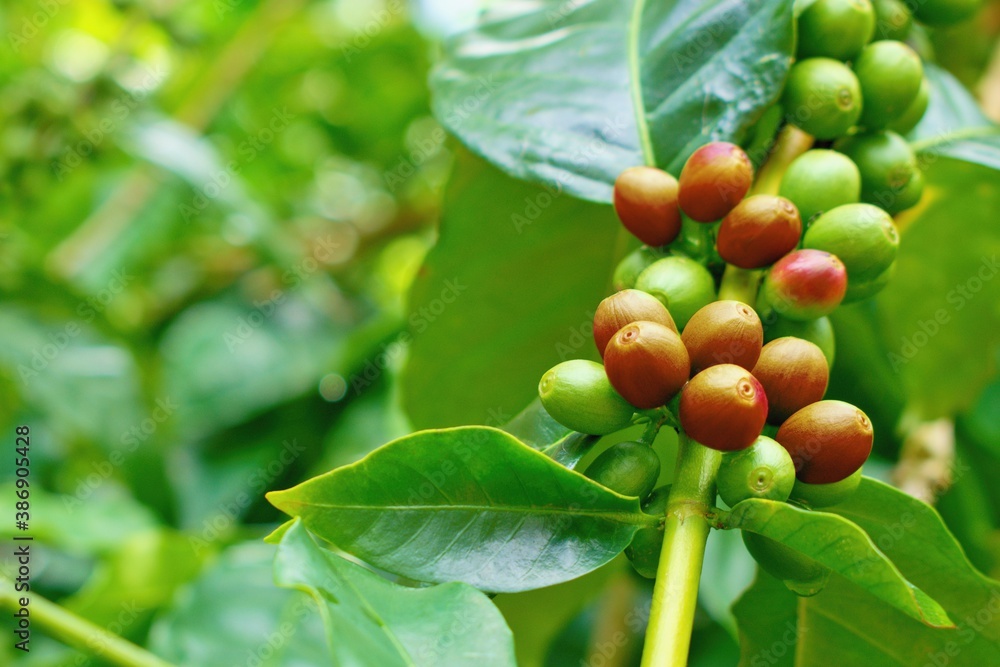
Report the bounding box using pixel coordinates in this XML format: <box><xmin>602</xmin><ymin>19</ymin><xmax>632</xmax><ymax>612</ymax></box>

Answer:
<box><xmin>267</xmin><ymin>426</ymin><xmax>655</xmax><ymax>592</ymax></box>
<box><xmin>402</xmin><ymin>152</ymin><xmax>621</xmax><ymax>429</ymax></box>
<box><xmin>275</xmin><ymin>520</ymin><xmax>516</xmax><ymax>667</ymax></box>
<box><xmin>431</xmin><ymin>0</ymin><xmax>794</xmax><ymax>201</ymax></box>
<box><xmin>724</xmin><ymin>499</ymin><xmax>952</xmax><ymax>627</ymax></box>
<box><xmin>731</xmin><ymin>571</ymin><xmax>798</xmax><ymax>667</ymax></box>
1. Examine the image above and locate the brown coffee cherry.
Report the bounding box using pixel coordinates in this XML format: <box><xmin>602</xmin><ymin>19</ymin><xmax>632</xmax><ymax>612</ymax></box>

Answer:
<box><xmin>678</xmin><ymin>142</ymin><xmax>754</xmax><ymax>222</ymax></box>
<box><xmin>613</xmin><ymin>167</ymin><xmax>683</xmax><ymax>246</ymax></box>
<box><xmin>593</xmin><ymin>289</ymin><xmax>677</xmax><ymax>357</ymax></box>
<box><xmin>776</xmin><ymin>400</ymin><xmax>873</xmax><ymax>484</ymax></box>
<box><xmin>605</xmin><ymin>321</ymin><xmax>691</xmax><ymax>409</ymax></box>
<box><xmin>752</xmin><ymin>337</ymin><xmax>830</xmax><ymax>425</ymax></box>
<box><xmin>681</xmin><ymin>300</ymin><xmax>763</xmax><ymax>374</ymax></box>
<box><xmin>716</xmin><ymin>195</ymin><xmax>802</xmax><ymax>269</ymax></box>
<box><xmin>679</xmin><ymin>364</ymin><xmax>768</xmax><ymax>451</ymax></box>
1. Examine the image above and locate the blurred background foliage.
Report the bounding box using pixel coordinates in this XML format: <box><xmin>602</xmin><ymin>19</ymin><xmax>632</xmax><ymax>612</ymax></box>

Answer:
<box><xmin>0</xmin><ymin>1</ymin><xmax>998</xmax><ymax>666</ymax></box>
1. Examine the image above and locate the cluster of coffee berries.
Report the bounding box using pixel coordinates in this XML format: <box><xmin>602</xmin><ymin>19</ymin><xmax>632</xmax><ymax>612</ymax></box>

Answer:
<box><xmin>781</xmin><ymin>0</ymin><xmax>951</xmax><ymax>218</ymax></box>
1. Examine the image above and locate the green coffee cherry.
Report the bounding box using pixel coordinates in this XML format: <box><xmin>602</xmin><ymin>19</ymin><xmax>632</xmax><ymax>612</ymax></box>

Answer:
<box><xmin>888</xmin><ymin>77</ymin><xmax>930</xmax><ymax>135</ymax></box>
<box><xmin>912</xmin><ymin>0</ymin><xmax>981</xmax><ymax>26</ymax></box>
<box><xmin>760</xmin><ymin>249</ymin><xmax>848</xmax><ymax>321</ymax></box>
<box><xmin>779</xmin><ymin>149</ymin><xmax>861</xmax><ymax>225</ymax></box>
<box><xmin>626</xmin><ymin>485</ymin><xmax>671</xmax><ymax>579</ymax></box>
<box><xmin>717</xmin><ymin>436</ymin><xmax>796</xmax><ymax>507</ymax></box>
<box><xmin>797</xmin><ymin>0</ymin><xmax>876</xmax><ymax>61</ymax></box>
<box><xmin>612</xmin><ymin>247</ymin><xmax>666</xmax><ymax>291</ymax></box>
<box><xmin>782</xmin><ymin>58</ymin><xmax>862</xmax><ymax>139</ymax></box>
<box><xmin>538</xmin><ymin>360</ymin><xmax>634</xmax><ymax>435</ymax></box>
<box><xmin>634</xmin><ymin>256</ymin><xmax>717</xmax><ymax>329</ymax></box>
<box><xmin>790</xmin><ymin>468</ymin><xmax>864</xmax><ymax>508</ymax></box>
<box><xmin>803</xmin><ymin>203</ymin><xmax>899</xmax><ymax>284</ymax></box>
<box><xmin>834</xmin><ymin>131</ymin><xmax>919</xmax><ymax>213</ymax></box>
<box><xmin>742</xmin><ymin>532</ymin><xmax>830</xmax><ymax>596</ymax></box>
<box><xmin>764</xmin><ymin>315</ymin><xmax>836</xmax><ymax>366</ymax></box>
<box><xmin>584</xmin><ymin>441</ymin><xmax>661</xmax><ymax>498</ymax></box>
<box><xmin>842</xmin><ymin>260</ymin><xmax>895</xmax><ymax>303</ymax></box>
<box><xmin>854</xmin><ymin>41</ymin><xmax>924</xmax><ymax>129</ymax></box>
<box><xmin>887</xmin><ymin>165</ymin><xmax>924</xmax><ymax>214</ymax></box>
<box><xmin>871</xmin><ymin>0</ymin><xmax>913</xmax><ymax>41</ymax></box>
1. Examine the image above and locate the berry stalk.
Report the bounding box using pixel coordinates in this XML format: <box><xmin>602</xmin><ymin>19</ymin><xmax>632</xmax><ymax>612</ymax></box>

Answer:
<box><xmin>639</xmin><ymin>433</ymin><xmax>721</xmax><ymax>667</ymax></box>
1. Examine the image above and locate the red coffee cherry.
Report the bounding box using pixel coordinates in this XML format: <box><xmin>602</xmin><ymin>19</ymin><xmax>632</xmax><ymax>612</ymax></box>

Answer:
<box><xmin>681</xmin><ymin>300</ymin><xmax>763</xmax><ymax>374</ymax></box>
<box><xmin>751</xmin><ymin>337</ymin><xmax>830</xmax><ymax>424</ymax></box>
<box><xmin>613</xmin><ymin>167</ymin><xmax>683</xmax><ymax>246</ymax></box>
<box><xmin>593</xmin><ymin>289</ymin><xmax>677</xmax><ymax>357</ymax></box>
<box><xmin>678</xmin><ymin>142</ymin><xmax>754</xmax><ymax>222</ymax></box>
<box><xmin>761</xmin><ymin>249</ymin><xmax>847</xmax><ymax>321</ymax></box>
<box><xmin>605</xmin><ymin>321</ymin><xmax>691</xmax><ymax>409</ymax></box>
<box><xmin>776</xmin><ymin>400</ymin><xmax>873</xmax><ymax>484</ymax></box>
<box><xmin>679</xmin><ymin>364</ymin><xmax>768</xmax><ymax>451</ymax></box>
<box><xmin>716</xmin><ymin>195</ymin><xmax>802</xmax><ymax>269</ymax></box>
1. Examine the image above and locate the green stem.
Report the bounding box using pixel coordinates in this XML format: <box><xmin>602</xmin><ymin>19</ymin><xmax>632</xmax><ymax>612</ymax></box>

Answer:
<box><xmin>718</xmin><ymin>265</ymin><xmax>762</xmax><ymax>307</ymax></box>
<box><xmin>640</xmin><ymin>434</ymin><xmax>721</xmax><ymax>667</ymax></box>
<box><xmin>752</xmin><ymin>125</ymin><xmax>814</xmax><ymax>196</ymax></box>
<box><xmin>0</xmin><ymin>577</ymin><xmax>175</xmax><ymax>667</ymax></box>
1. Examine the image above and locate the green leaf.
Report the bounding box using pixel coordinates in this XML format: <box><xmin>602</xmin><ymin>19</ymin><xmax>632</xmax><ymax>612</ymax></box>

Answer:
<box><xmin>910</xmin><ymin>64</ymin><xmax>1000</xmax><ymax>170</ymax></box>
<box><xmin>267</xmin><ymin>426</ymin><xmax>655</xmax><ymax>592</ymax></box>
<box><xmin>150</xmin><ymin>541</ymin><xmax>330</xmax><ymax>666</ymax></box>
<box><xmin>502</xmin><ymin>398</ymin><xmax>601</xmax><ymax>468</ymax></box>
<box><xmin>875</xmin><ymin>158</ymin><xmax>1000</xmax><ymax>416</ymax></box>
<box><xmin>731</xmin><ymin>571</ymin><xmax>798</xmax><ymax>667</ymax></box>
<box><xmin>430</xmin><ymin>0</ymin><xmax>794</xmax><ymax>201</ymax></box>
<box><xmin>402</xmin><ymin>152</ymin><xmax>621</xmax><ymax>429</ymax></box>
<box><xmin>828</xmin><ymin>479</ymin><xmax>1000</xmax><ymax>645</ymax></box>
<box><xmin>275</xmin><ymin>520</ymin><xmax>516</xmax><ymax>667</ymax></box>
<box><xmin>724</xmin><ymin>499</ymin><xmax>953</xmax><ymax>628</ymax></box>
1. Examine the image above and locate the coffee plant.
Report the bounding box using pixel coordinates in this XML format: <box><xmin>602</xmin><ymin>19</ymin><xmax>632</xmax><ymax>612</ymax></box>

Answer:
<box><xmin>2</xmin><ymin>0</ymin><xmax>1000</xmax><ymax>666</ymax></box>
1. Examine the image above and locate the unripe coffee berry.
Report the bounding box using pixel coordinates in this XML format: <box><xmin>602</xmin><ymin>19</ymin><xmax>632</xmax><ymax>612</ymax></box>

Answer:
<box><xmin>679</xmin><ymin>364</ymin><xmax>768</xmax><ymax>451</ymax></box>
<box><xmin>760</xmin><ymin>249</ymin><xmax>847</xmax><ymax>321</ymax></box>
<box><xmin>612</xmin><ymin>247</ymin><xmax>665</xmax><ymax>291</ymax></box>
<box><xmin>803</xmin><ymin>203</ymin><xmax>899</xmax><ymax>283</ymax></box>
<box><xmin>776</xmin><ymin>400</ymin><xmax>874</xmax><ymax>484</ymax></box>
<box><xmin>872</xmin><ymin>0</ymin><xmax>913</xmax><ymax>40</ymax></box>
<box><xmin>593</xmin><ymin>289</ymin><xmax>677</xmax><ymax>357</ymax></box>
<box><xmin>779</xmin><ymin>150</ymin><xmax>861</xmax><ymax>224</ymax></box>
<box><xmin>912</xmin><ymin>0</ymin><xmax>981</xmax><ymax>27</ymax></box>
<box><xmin>717</xmin><ymin>436</ymin><xmax>796</xmax><ymax>507</ymax></box>
<box><xmin>605</xmin><ymin>321</ymin><xmax>691</xmax><ymax>409</ymax></box>
<box><xmin>782</xmin><ymin>58</ymin><xmax>862</xmax><ymax>139</ymax></box>
<box><xmin>842</xmin><ymin>261</ymin><xmax>895</xmax><ymax>304</ymax></box>
<box><xmin>888</xmin><ymin>77</ymin><xmax>930</xmax><ymax>135</ymax></box>
<box><xmin>681</xmin><ymin>300</ymin><xmax>763</xmax><ymax>374</ymax></box>
<box><xmin>764</xmin><ymin>315</ymin><xmax>836</xmax><ymax>366</ymax></box>
<box><xmin>752</xmin><ymin>337</ymin><xmax>830</xmax><ymax>424</ymax></box>
<box><xmin>790</xmin><ymin>468</ymin><xmax>863</xmax><ymax>508</ymax></box>
<box><xmin>742</xmin><ymin>532</ymin><xmax>829</xmax><ymax>595</ymax></box>
<box><xmin>797</xmin><ymin>0</ymin><xmax>876</xmax><ymax>61</ymax></box>
<box><xmin>854</xmin><ymin>41</ymin><xmax>924</xmax><ymax>129</ymax></box>
<box><xmin>626</xmin><ymin>484</ymin><xmax>671</xmax><ymax>579</ymax></box>
<box><xmin>678</xmin><ymin>142</ymin><xmax>753</xmax><ymax>222</ymax></box>
<box><xmin>716</xmin><ymin>195</ymin><xmax>802</xmax><ymax>269</ymax></box>
<box><xmin>835</xmin><ymin>131</ymin><xmax>920</xmax><ymax>214</ymax></box>
<box><xmin>538</xmin><ymin>360</ymin><xmax>634</xmax><ymax>435</ymax></box>
<box><xmin>584</xmin><ymin>441</ymin><xmax>661</xmax><ymax>498</ymax></box>
<box><xmin>614</xmin><ymin>167</ymin><xmax>683</xmax><ymax>246</ymax></box>
<box><xmin>634</xmin><ymin>256</ymin><xmax>717</xmax><ymax>329</ymax></box>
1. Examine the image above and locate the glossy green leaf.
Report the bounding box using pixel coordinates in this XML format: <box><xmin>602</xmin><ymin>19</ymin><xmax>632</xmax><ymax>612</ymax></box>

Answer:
<box><xmin>150</xmin><ymin>541</ymin><xmax>329</xmax><ymax>666</ymax></box>
<box><xmin>267</xmin><ymin>426</ymin><xmax>655</xmax><ymax>592</ymax></box>
<box><xmin>430</xmin><ymin>0</ymin><xmax>794</xmax><ymax>201</ymax></box>
<box><xmin>402</xmin><ymin>152</ymin><xmax>621</xmax><ymax>429</ymax></box>
<box><xmin>731</xmin><ymin>571</ymin><xmax>798</xmax><ymax>667</ymax></box>
<box><xmin>502</xmin><ymin>398</ymin><xmax>601</xmax><ymax>468</ymax></box>
<box><xmin>874</xmin><ymin>158</ymin><xmax>1000</xmax><ymax>416</ymax></box>
<box><xmin>274</xmin><ymin>520</ymin><xmax>516</xmax><ymax>667</ymax></box>
<box><xmin>724</xmin><ymin>499</ymin><xmax>952</xmax><ymax>627</ymax></box>
<box><xmin>910</xmin><ymin>64</ymin><xmax>1000</xmax><ymax>170</ymax></box>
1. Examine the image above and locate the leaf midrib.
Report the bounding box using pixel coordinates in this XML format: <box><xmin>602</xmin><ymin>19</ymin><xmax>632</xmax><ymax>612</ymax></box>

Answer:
<box><xmin>911</xmin><ymin>125</ymin><xmax>1000</xmax><ymax>152</ymax></box>
<box><xmin>628</xmin><ymin>0</ymin><xmax>655</xmax><ymax>165</ymax></box>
